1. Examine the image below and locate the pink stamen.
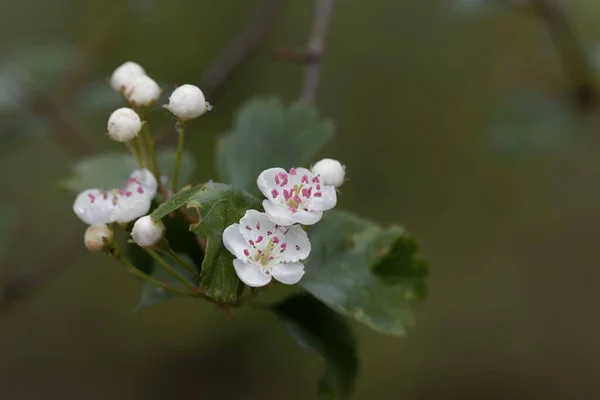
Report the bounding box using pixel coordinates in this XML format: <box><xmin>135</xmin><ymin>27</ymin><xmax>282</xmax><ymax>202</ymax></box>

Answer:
<box><xmin>294</xmin><ymin>195</ymin><xmax>302</xmax><ymax>204</ymax></box>
<box><xmin>256</xmin><ymin>222</ymin><xmax>261</xmax><ymax>230</ymax></box>
<box><xmin>316</xmin><ymin>184</ymin><xmax>321</xmax><ymax>190</ymax></box>
<box><xmin>281</xmin><ymin>243</ymin><xmax>287</xmax><ymax>250</ymax></box>
<box><xmin>288</xmin><ymin>206</ymin><xmax>297</xmax><ymax>213</ymax></box>
<box><xmin>249</xmin><ymin>239</ymin><xmax>255</xmax><ymax>246</ymax></box>
<box><xmin>302</xmin><ymin>187</ymin><xmax>312</xmax><ymax>198</ymax></box>
<box><xmin>256</xmin><ymin>235</ymin><xmax>264</xmax><ymax>243</ymax></box>
<box><xmin>295</xmin><ymin>245</ymin><xmax>300</xmax><ymax>250</ymax></box>
<box><xmin>289</xmin><ymin>168</ymin><xmax>297</xmax><ymax>175</ymax></box>
<box><xmin>314</xmin><ymin>191</ymin><xmax>322</xmax><ymax>197</ymax></box>
<box><xmin>118</xmin><ymin>190</ymin><xmax>125</xmax><ymax>196</ymax></box>
<box><xmin>244</xmin><ymin>249</ymin><xmax>250</xmax><ymax>256</ymax></box>
<box><xmin>137</xmin><ymin>186</ymin><xmax>144</xmax><ymax>194</ymax></box>
<box><xmin>88</xmin><ymin>193</ymin><xmax>96</xmax><ymax>203</ymax></box>
<box><xmin>312</xmin><ymin>176</ymin><xmax>320</xmax><ymax>183</ymax></box>
<box><xmin>269</xmin><ymin>256</ymin><xmax>274</xmax><ymax>260</ymax></box>
<box><xmin>273</xmin><ymin>237</ymin><xmax>280</xmax><ymax>244</ymax></box>
<box><xmin>271</xmin><ymin>189</ymin><xmax>279</xmax><ymax>199</ymax></box>
<box><xmin>125</xmin><ymin>191</ymin><xmax>132</xmax><ymax>197</ymax></box>
<box><xmin>258</xmin><ymin>250</ymin><xmax>263</xmax><ymax>254</ymax></box>
<box><xmin>267</xmin><ymin>231</ymin><xmax>273</xmax><ymax>236</ymax></box>
<box><xmin>283</xmin><ymin>189</ymin><xmax>292</xmax><ymax>201</ymax></box>
<box><xmin>246</xmin><ymin>225</ymin><xmax>252</xmax><ymax>230</ymax></box>
<box><xmin>301</xmin><ymin>175</ymin><xmax>309</xmax><ymax>184</ymax></box>
<box><xmin>102</xmin><ymin>192</ymin><xmax>108</xmax><ymax>200</ymax></box>
<box><xmin>127</xmin><ymin>177</ymin><xmax>137</xmax><ymax>184</ymax></box>
<box><xmin>275</xmin><ymin>175</ymin><xmax>280</xmax><ymax>185</ymax></box>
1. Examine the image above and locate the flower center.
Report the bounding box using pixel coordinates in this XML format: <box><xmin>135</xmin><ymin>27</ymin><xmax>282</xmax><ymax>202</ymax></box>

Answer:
<box><xmin>272</xmin><ymin>170</ymin><xmax>324</xmax><ymax>213</ymax></box>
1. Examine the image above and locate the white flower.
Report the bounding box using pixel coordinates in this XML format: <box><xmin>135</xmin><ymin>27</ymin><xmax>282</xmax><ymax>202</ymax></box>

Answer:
<box><xmin>131</xmin><ymin>215</ymin><xmax>165</xmax><ymax>247</ymax></box>
<box><xmin>84</xmin><ymin>224</ymin><xmax>113</xmax><ymax>252</ymax></box>
<box><xmin>257</xmin><ymin>167</ymin><xmax>337</xmax><ymax>226</ymax></box>
<box><xmin>223</xmin><ymin>210</ymin><xmax>310</xmax><ymax>287</ymax></box>
<box><xmin>73</xmin><ymin>168</ymin><xmax>158</xmax><ymax>225</ymax></box>
<box><xmin>110</xmin><ymin>61</ymin><xmax>146</xmax><ymax>93</ymax></box>
<box><xmin>107</xmin><ymin>107</ymin><xmax>142</xmax><ymax>142</ymax></box>
<box><xmin>165</xmin><ymin>84</ymin><xmax>209</xmax><ymax>120</ymax></box>
<box><xmin>126</xmin><ymin>75</ymin><xmax>161</xmax><ymax>107</ymax></box>
<box><xmin>311</xmin><ymin>158</ymin><xmax>346</xmax><ymax>188</ymax></box>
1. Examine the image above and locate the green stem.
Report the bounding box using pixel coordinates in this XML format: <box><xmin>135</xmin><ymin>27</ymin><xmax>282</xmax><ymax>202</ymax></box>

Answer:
<box><xmin>116</xmin><ymin>256</ymin><xmax>192</xmax><ymax>296</ymax></box>
<box><xmin>171</xmin><ymin>121</ymin><xmax>186</xmax><ymax>192</ymax></box>
<box><xmin>136</xmin><ymin>135</ymin><xmax>148</xmax><ymax>168</ymax></box>
<box><xmin>142</xmin><ymin>122</ymin><xmax>161</xmax><ymax>182</ymax></box>
<box><xmin>165</xmin><ymin>248</ymin><xmax>201</xmax><ymax>281</ymax></box>
<box><xmin>127</xmin><ymin>139</ymin><xmax>145</xmax><ymax>168</ymax></box>
<box><xmin>145</xmin><ymin>247</ymin><xmax>195</xmax><ymax>290</ymax></box>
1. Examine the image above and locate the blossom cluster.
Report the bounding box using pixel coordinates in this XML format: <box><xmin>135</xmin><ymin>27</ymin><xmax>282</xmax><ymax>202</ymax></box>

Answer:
<box><xmin>223</xmin><ymin>163</ymin><xmax>345</xmax><ymax>287</ymax></box>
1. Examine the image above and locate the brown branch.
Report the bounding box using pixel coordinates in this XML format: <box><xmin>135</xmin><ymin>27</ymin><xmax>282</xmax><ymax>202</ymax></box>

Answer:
<box><xmin>200</xmin><ymin>0</ymin><xmax>284</xmax><ymax>98</ymax></box>
<box><xmin>300</xmin><ymin>0</ymin><xmax>336</xmax><ymax>104</ymax></box>
<box><xmin>532</xmin><ymin>0</ymin><xmax>598</xmax><ymax>110</ymax></box>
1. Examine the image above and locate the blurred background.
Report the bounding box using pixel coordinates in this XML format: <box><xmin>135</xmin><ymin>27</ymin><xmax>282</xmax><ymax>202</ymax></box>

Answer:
<box><xmin>1</xmin><ymin>0</ymin><xmax>600</xmax><ymax>398</ymax></box>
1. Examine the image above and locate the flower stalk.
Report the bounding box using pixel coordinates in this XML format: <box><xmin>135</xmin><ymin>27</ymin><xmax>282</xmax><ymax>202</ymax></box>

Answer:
<box><xmin>171</xmin><ymin>120</ymin><xmax>186</xmax><ymax>192</ymax></box>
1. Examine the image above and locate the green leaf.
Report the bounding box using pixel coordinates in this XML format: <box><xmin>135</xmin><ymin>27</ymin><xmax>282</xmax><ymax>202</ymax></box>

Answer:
<box><xmin>151</xmin><ymin>182</ymin><xmax>262</xmax><ymax>302</ymax></box>
<box><xmin>135</xmin><ymin>253</ymin><xmax>197</xmax><ymax>312</ymax></box>
<box><xmin>301</xmin><ymin>210</ymin><xmax>429</xmax><ymax>336</ymax></box>
<box><xmin>217</xmin><ymin>97</ymin><xmax>334</xmax><ymax>192</ymax></box>
<box><xmin>60</xmin><ymin>149</ymin><xmax>195</xmax><ymax>193</ymax></box>
<box><xmin>273</xmin><ymin>293</ymin><xmax>358</xmax><ymax>400</ymax></box>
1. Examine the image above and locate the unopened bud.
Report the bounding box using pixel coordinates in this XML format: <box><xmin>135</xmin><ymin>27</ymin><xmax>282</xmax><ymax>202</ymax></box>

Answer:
<box><xmin>127</xmin><ymin>75</ymin><xmax>161</xmax><ymax>107</ymax></box>
<box><xmin>311</xmin><ymin>158</ymin><xmax>346</xmax><ymax>188</ymax></box>
<box><xmin>165</xmin><ymin>84</ymin><xmax>209</xmax><ymax>120</ymax></box>
<box><xmin>107</xmin><ymin>107</ymin><xmax>142</xmax><ymax>142</ymax></box>
<box><xmin>131</xmin><ymin>215</ymin><xmax>165</xmax><ymax>247</ymax></box>
<box><xmin>84</xmin><ymin>224</ymin><xmax>113</xmax><ymax>252</ymax></box>
<box><xmin>110</xmin><ymin>61</ymin><xmax>146</xmax><ymax>93</ymax></box>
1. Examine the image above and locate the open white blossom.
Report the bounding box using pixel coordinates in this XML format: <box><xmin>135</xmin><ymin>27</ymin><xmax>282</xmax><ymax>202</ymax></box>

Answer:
<box><xmin>165</xmin><ymin>84</ymin><xmax>209</xmax><ymax>120</ymax></box>
<box><xmin>107</xmin><ymin>108</ymin><xmax>142</xmax><ymax>143</ymax></box>
<box><xmin>126</xmin><ymin>75</ymin><xmax>161</xmax><ymax>106</ymax></box>
<box><xmin>73</xmin><ymin>169</ymin><xmax>158</xmax><ymax>225</ymax></box>
<box><xmin>222</xmin><ymin>210</ymin><xmax>310</xmax><ymax>287</ymax></box>
<box><xmin>84</xmin><ymin>224</ymin><xmax>113</xmax><ymax>252</ymax></box>
<box><xmin>109</xmin><ymin>61</ymin><xmax>146</xmax><ymax>93</ymax></box>
<box><xmin>257</xmin><ymin>167</ymin><xmax>337</xmax><ymax>226</ymax></box>
<box><xmin>311</xmin><ymin>158</ymin><xmax>346</xmax><ymax>188</ymax></box>
<box><xmin>131</xmin><ymin>215</ymin><xmax>165</xmax><ymax>247</ymax></box>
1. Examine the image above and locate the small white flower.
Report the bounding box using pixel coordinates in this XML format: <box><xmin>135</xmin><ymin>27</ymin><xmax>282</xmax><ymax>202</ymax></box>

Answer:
<box><xmin>126</xmin><ymin>75</ymin><xmax>161</xmax><ymax>107</ymax></box>
<box><xmin>84</xmin><ymin>224</ymin><xmax>113</xmax><ymax>252</ymax></box>
<box><xmin>73</xmin><ymin>168</ymin><xmax>158</xmax><ymax>225</ymax></box>
<box><xmin>107</xmin><ymin>107</ymin><xmax>142</xmax><ymax>143</ymax></box>
<box><xmin>311</xmin><ymin>158</ymin><xmax>346</xmax><ymax>188</ymax></box>
<box><xmin>110</xmin><ymin>61</ymin><xmax>146</xmax><ymax>93</ymax></box>
<box><xmin>165</xmin><ymin>84</ymin><xmax>209</xmax><ymax>120</ymax></box>
<box><xmin>257</xmin><ymin>167</ymin><xmax>337</xmax><ymax>226</ymax></box>
<box><xmin>131</xmin><ymin>215</ymin><xmax>165</xmax><ymax>247</ymax></box>
<box><xmin>223</xmin><ymin>210</ymin><xmax>310</xmax><ymax>287</ymax></box>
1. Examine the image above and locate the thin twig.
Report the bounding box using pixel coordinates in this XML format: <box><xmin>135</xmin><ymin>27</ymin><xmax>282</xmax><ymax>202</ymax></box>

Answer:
<box><xmin>300</xmin><ymin>0</ymin><xmax>336</xmax><ymax>104</ymax></box>
<box><xmin>200</xmin><ymin>0</ymin><xmax>284</xmax><ymax>97</ymax></box>
<box><xmin>532</xmin><ymin>0</ymin><xmax>598</xmax><ymax>110</ymax></box>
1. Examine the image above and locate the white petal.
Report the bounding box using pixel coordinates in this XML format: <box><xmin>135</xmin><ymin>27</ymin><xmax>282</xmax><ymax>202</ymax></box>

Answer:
<box><xmin>238</xmin><ymin>209</ymin><xmax>277</xmax><ymax>240</ymax></box>
<box><xmin>73</xmin><ymin>189</ymin><xmax>115</xmax><ymax>224</ymax></box>
<box><xmin>262</xmin><ymin>200</ymin><xmax>297</xmax><ymax>226</ymax></box>
<box><xmin>128</xmin><ymin>168</ymin><xmax>158</xmax><ymax>199</ymax></box>
<box><xmin>233</xmin><ymin>259</ymin><xmax>272</xmax><ymax>287</ymax></box>
<box><xmin>308</xmin><ymin>185</ymin><xmax>337</xmax><ymax>211</ymax></box>
<box><xmin>291</xmin><ymin>209</ymin><xmax>322</xmax><ymax>225</ymax></box>
<box><xmin>113</xmin><ymin>197</ymin><xmax>152</xmax><ymax>223</ymax></box>
<box><xmin>222</xmin><ymin>224</ymin><xmax>248</xmax><ymax>259</ymax></box>
<box><xmin>280</xmin><ymin>225</ymin><xmax>311</xmax><ymax>262</ymax></box>
<box><xmin>271</xmin><ymin>262</ymin><xmax>305</xmax><ymax>285</ymax></box>
<box><xmin>257</xmin><ymin>167</ymin><xmax>287</xmax><ymax>199</ymax></box>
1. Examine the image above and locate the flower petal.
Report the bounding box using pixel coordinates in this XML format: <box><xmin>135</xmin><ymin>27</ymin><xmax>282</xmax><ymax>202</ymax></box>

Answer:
<box><xmin>238</xmin><ymin>209</ymin><xmax>277</xmax><ymax>240</ymax></box>
<box><xmin>233</xmin><ymin>259</ymin><xmax>272</xmax><ymax>287</ymax></box>
<box><xmin>271</xmin><ymin>262</ymin><xmax>305</xmax><ymax>285</ymax></box>
<box><xmin>257</xmin><ymin>167</ymin><xmax>287</xmax><ymax>200</ymax></box>
<box><xmin>73</xmin><ymin>189</ymin><xmax>116</xmax><ymax>224</ymax></box>
<box><xmin>223</xmin><ymin>224</ymin><xmax>248</xmax><ymax>260</ymax></box>
<box><xmin>262</xmin><ymin>200</ymin><xmax>298</xmax><ymax>226</ymax></box>
<box><xmin>280</xmin><ymin>225</ymin><xmax>311</xmax><ymax>262</ymax></box>
<box><xmin>292</xmin><ymin>209</ymin><xmax>323</xmax><ymax>225</ymax></box>
<box><xmin>113</xmin><ymin>197</ymin><xmax>152</xmax><ymax>223</ymax></box>
<box><xmin>308</xmin><ymin>185</ymin><xmax>337</xmax><ymax>211</ymax></box>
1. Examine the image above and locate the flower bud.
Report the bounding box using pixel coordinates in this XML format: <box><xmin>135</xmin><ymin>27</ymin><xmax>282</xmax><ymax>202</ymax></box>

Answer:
<box><xmin>166</xmin><ymin>84</ymin><xmax>209</xmax><ymax>120</ymax></box>
<box><xmin>127</xmin><ymin>75</ymin><xmax>161</xmax><ymax>107</ymax></box>
<box><xmin>131</xmin><ymin>215</ymin><xmax>165</xmax><ymax>247</ymax></box>
<box><xmin>110</xmin><ymin>61</ymin><xmax>146</xmax><ymax>93</ymax></box>
<box><xmin>107</xmin><ymin>107</ymin><xmax>142</xmax><ymax>142</ymax></box>
<box><xmin>84</xmin><ymin>224</ymin><xmax>113</xmax><ymax>252</ymax></box>
<box><xmin>311</xmin><ymin>158</ymin><xmax>346</xmax><ymax>188</ymax></box>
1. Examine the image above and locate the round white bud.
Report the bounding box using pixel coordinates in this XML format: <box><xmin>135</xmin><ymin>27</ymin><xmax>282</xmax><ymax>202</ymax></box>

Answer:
<box><xmin>166</xmin><ymin>84</ymin><xmax>208</xmax><ymax>120</ymax></box>
<box><xmin>84</xmin><ymin>224</ymin><xmax>113</xmax><ymax>252</ymax></box>
<box><xmin>127</xmin><ymin>75</ymin><xmax>161</xmax><ymax>107</ymax></box>
<box><xmin>131</xmin><ymin>215</ymin><xmax>165</xmax><ymax>247</ymax></box>
<box><xmin>107</xmin><ymin>107</ymin><xmax>142</xmax><ymax>142</ymax></box>
<box><xmin>110</xmin><ymin>61</ymin><xmax>147</xmax><ymax>93</ymax></box>
<box><xmin>311</xmin><ymin>158</ymin><xmax>346</xmax><ymax>188</ymax></box>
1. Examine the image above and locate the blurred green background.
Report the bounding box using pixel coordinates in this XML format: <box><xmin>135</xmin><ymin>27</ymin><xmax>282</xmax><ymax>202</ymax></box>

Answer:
<box><xmin>2</xmin><ymin>0</ymin><xmax>600</xmax><ymax>398</ymax></box>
